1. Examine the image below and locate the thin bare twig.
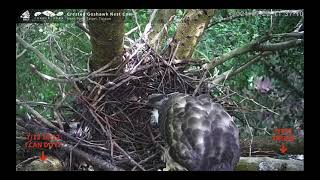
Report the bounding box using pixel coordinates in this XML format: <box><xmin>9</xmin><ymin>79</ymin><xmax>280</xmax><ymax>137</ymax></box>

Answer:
<box><xmin>243</xmin><ymin>113</ymin><xmax>253</xmax><ymax>157</ymax></box>
<box><xmin>131</xmin><ymin>9</ymin><xmax>142</xmax><ymax>36</ymax></box>
<box><xmin>113</xmin><ymin>142</ymin><xmax>146</xmax><ymax>171</ymax></box>
<box><xmin>16</xmin><ymin>156</ymin><xmax>39</xmax><ymax>169</ymax></box>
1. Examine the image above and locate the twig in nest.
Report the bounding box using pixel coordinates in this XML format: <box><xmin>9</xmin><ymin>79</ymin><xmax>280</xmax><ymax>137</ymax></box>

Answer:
<box><xmin>17</xmin><ymin>99</ymin><xmax>59</xmax><ymax>130</ymax></box>
<box><xmin>131</xmin><ymin>152</ymin><xmax>160</xmax><ymax>171</ymax></box>
<box><xmin>158</xmin><ymin>58</ymin><xmax>187</xmax><ymax>93</ymax></box>
<box><xmin>87</xmin><ymin>78</ymin><xmax>107</xmax><ymax>90</ymax></box>
<box><xmin>130</xmin><ymin>51</ymin><xmax>151</xmax><ymax>74</ymax></box>
<box><xmin>53</xmin><ymin>95</ymin><xmax>68</xmax><ymax>131</ymax></box>
<box><xmin>16</xmin><ymin>156</ymin><xmax>39</xmax><ymax>170</ymax></box>
<box><xmin>193</xmin><ymin>64</ymin><xmax>211</xmax><ymax>96</ymax></box>
<box><xmin>108</xmin><ymin>76</ymin><xmax>142</xmax><ymax>92</ymax></box>
<box><xmin>113</xmin><ymin>142</ymin><xmax>146</xmax><ymax>171</ymax></box>
<box><xmin>88</xmin><ymin>108</ymin><xmax>112</xmax><ymax>141</ymax></box>
<box><xmin>81</xmin><ymin>97</ymin><xmax>116</xmax><ymax>160</ymax></box>
<box><xmin>69</xmin><ymin>139</ymin><xmax>82</xmax><ymax>170</ymax></box>
<box><xmin>242</xmin><ymin>113</ymin><xmax>253</xmax><ymax>157</ymax></box>
<box><xmin>61</xmin><ymin>143</ymin><xmax>124</xmax><ymax>171</ymax></box>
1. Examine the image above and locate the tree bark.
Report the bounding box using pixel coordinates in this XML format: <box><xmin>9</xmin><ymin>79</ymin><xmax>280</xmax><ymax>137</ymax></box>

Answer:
<box><xmin>87</xmin><ymin>9</ymin><xmax>124</xmax><ymax>71</ymax></box>
<box><xmin>171</xmin><ymin>9</ymin><xmax>215</xmax><ymax>59</ymax></box>
<box><xmin>148</xmin><ymin>9</ymin><xmax>176</xmax><ymax>50</ymax></box>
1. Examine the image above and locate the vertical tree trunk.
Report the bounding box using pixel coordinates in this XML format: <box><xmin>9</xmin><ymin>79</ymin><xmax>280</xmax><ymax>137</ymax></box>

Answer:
<box><xmin>171</xmin><ymin>9</ymin><xmax>215</xmax><ymax>59</ymax></box>
<box><xmin>148</xmin><ymin>9</ymin><xmax>176</xmax><ymax>50</ymax></box>
<box><xmin>87</xmin><ymin>9</ymin><xmax>124</xmax><ymax>71</ymax></box>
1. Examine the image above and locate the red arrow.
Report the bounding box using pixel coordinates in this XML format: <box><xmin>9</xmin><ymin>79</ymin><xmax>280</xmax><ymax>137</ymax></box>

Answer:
<box><xmin>39</xmin><ymin>151</ymin><xmax>47</xmax><ymax>161</ymax></box>
<box><xmin>280</xmin><ymin>143</ymin><xmax>287</xmax><ymax>154</ymax></box>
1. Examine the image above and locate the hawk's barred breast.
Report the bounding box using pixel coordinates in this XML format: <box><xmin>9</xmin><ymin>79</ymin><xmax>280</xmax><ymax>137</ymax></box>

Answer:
<box><xmin>156</xmin><ymin>93</ymin><xmax>240</xmax><ymax>171</ymax></box>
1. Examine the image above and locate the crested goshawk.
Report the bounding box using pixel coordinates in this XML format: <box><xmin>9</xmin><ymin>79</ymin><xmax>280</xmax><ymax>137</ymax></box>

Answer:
<box><xmin>148</xmin><ymin>93</ymin><xmax>240</xmax><ymax>171</ymax></box>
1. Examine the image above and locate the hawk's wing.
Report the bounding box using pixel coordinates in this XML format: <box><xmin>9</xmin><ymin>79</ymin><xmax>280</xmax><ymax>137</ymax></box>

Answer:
<box><xmin>158</xmin><ymin>93</ymin><xmax>240</xmax><ymax>171</ymax></box>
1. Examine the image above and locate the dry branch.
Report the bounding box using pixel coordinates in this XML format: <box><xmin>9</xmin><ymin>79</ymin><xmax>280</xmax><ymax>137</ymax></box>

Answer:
<box><xmin>16</xmin><ymin>99</ymin><xmax>58</xmax><ymax>130</ymax></box>
<box><xmin>16</xmin><ymin>34</ymin><xmax>51</xmax><ymax>59</ymax></box>
<box><xmin>254</xmin><ymin>39</ymin><xmax>304</xmax><ymax>51</ymax></box>
<box><xmin>236</xmin><ymin>157</ymin><xmax>303</xmax><ymax>171</ymax></box>
<box><xmin>61</xmin><ymin>143</ymin><xmax>124</xmax><ymax>171</ymax></box>
<box><xmin>16</xmin><ymin>34</ymin><xmax>66</xmax><ymax>76</ymax></box>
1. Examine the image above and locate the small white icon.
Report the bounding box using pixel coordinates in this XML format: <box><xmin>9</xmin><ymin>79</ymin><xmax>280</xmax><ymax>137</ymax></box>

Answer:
<box><xmin>34</xmin><ymin>10</ymin><xmax>64</xmax><ymax>17</ymax></box>
<box><xmin>20</xmin><ymin>10</ymin><xmax>30</xmax><ymax>21</ymax></box>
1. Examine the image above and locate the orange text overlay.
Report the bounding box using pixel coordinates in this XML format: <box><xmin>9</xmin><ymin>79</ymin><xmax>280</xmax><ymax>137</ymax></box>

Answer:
<box><xmin>25</xmin><ymin>133</ymin><xmax>63</xmax><ymax>149</ymax></box>
<box><xmin>272</xmin><ymin>128</ymin><xmax>295</xmax><ymax>142</ymax></box>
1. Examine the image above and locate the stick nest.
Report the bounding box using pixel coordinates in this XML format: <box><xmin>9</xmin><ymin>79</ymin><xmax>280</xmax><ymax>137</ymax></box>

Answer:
<box><xmin>16</xmin><ymin>39</ymin><xmax>241</xmax><ymax>171</ymax></box>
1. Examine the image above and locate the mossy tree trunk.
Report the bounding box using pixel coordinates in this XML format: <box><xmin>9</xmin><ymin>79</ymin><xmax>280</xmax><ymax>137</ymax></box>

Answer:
<box><xmin>87</xmin><ymin>9</ymin><xmax>124</xmax><ymax>71</ymax></box>
<box><xmin>148</xmin><ymin>9</ymin><xmax>176</xmax><ymax>50</ymax></box>
<box><xmin>171</xmin><ymin>9</ymin><xmax>215</xmax><ymax>59</ymax></box>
